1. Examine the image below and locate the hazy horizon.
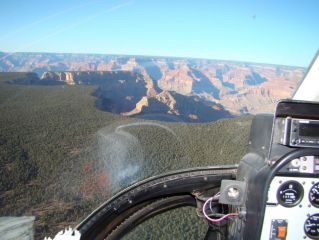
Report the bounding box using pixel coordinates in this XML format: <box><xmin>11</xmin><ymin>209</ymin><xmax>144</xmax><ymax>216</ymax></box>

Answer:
<box><xmin>1</xmin><ymin>0</ymin><xmax>318</xmax><ymax>67</ymax></box>
<box><xmin>0</xmin><ymin>50</ymin><xmax>311</xmax><ymax>68</ymax></box>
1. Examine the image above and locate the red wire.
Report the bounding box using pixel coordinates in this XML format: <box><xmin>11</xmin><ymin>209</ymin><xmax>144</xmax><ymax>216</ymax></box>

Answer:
<box><xmin>202</xmin><ymin>197</ymin><xmax>239</xmax><ymax>222</ymax></box>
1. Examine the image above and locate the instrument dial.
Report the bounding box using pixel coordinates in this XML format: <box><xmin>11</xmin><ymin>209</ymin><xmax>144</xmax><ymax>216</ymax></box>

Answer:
<box><xmin>309</xmin><ymin>182</ymin><xmax>319</xmax><ymax>208</ymax></box>
<box><xmin>277</xmin><ymin>180</ymin><xmax>304</xmax><ymax>207</ymax></box>
<box><xmin>305</xmin><ymin>214</ymin><xmax>319</xmax><ymax>239</ymax></box>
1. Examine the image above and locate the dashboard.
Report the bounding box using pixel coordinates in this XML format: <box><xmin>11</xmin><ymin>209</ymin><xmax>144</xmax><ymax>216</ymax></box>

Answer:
<box><xmin>258</xmin><ymin>100</ymin><xmax>319</xmax><ymax>240</ymax></box>
<box><xmin>261</xmin><ymin>156</ymin><xmax>319</xmax><ymax>239</ymax></box>
<box><xmin>223</xmin><ymin>100</ymin><xmax>319</xmax><ymax>240</ymax></box>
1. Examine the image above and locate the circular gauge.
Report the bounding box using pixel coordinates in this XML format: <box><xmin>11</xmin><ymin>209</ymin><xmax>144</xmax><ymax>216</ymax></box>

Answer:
<box><xmin>304</xmin><ymin>214</ymin><xmax>319</xmax><ymax>239</ymax></box>
<box><xmin>309</xmin><ymin>182</ymin><xmax>319</xmax><ymax>207</ymax></box>
<box><xmin>277</xmin><ymin>180</ymin><xmax>304</xmax><ymax>207</ymax></box>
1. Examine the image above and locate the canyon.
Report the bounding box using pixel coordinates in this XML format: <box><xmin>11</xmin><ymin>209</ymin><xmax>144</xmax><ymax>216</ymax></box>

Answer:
<box><xmin>1</xmin><ymin>52</ymin><xmax>305</xmax><ymax>121</ymax></box>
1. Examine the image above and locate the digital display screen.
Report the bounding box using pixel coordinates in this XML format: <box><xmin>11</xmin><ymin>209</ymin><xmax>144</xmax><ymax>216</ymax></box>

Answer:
<box><xmin>299</xmin><ymin>123</ymin><xmax>319</xmax><ymax>138</ymax></box>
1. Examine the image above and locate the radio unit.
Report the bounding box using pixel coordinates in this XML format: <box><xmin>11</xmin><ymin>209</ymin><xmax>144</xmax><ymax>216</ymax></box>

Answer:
<box><xmin>279</xmin><ymin>117</ymin><xmax>319</xmax><ymax>148</ymax></box>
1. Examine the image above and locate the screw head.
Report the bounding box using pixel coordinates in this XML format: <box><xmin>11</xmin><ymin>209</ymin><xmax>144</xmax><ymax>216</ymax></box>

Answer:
<box><xmin>227</xmin><ymin>187</ymin><xmax>240</xmax><ymax>199</ymax></box>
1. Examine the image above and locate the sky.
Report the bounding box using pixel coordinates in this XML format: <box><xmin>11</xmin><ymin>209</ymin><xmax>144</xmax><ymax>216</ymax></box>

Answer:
<box><xmin>0</xmin><ymin>0</ymin><xmax>318</xmax><ymax>67</ymax></box>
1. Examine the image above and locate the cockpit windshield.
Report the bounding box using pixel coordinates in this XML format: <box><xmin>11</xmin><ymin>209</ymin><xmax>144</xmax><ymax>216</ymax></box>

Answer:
<box><xmin>0</xmin><ymin>1</ymin><xmax>318</xmax><ymax>239</ymax></box>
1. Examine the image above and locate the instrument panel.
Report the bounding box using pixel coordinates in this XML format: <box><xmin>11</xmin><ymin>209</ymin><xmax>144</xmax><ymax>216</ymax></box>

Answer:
<box><xmin>224</xmin><ymin>100</ymin><xmax>319</xmax><ymax>239</ymax></box>
<box><xmin>261</xmin><ymin>156</ymin><xmax>319</xmax><ymax>239</ymax></box>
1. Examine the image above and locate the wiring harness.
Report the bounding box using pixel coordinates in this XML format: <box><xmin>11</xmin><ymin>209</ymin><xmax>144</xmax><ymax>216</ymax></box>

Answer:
<box><xmin>202</xmin><ymin>192</ymin><xmax>239</xmax><ymax>223</ymax></box>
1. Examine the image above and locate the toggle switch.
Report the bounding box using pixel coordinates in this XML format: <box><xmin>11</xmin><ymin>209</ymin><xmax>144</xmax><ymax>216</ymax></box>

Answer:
<box><xmin>269</xmin><ymin>219</ymin><xmax>288</xmax><ymax>240</ymax></box>
<box><xmin>276</xmin><ymin>225</ymin><xmax>287</xmax><ymax>238</ymax></box>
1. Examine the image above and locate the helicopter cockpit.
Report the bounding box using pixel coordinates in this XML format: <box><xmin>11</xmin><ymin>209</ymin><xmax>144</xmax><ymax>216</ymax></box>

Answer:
<box><xmin>43</xmin><ymin>52</ymin><xmax>319</xmax><ymax>240</ymax></box>
<box><xmin>0</xmin><ymin>1</ymin><xmax>318</xmax><ymax>239</ymax></box>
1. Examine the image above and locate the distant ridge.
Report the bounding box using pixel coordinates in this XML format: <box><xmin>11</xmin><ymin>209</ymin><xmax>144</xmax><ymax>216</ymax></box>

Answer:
<box><xmin>0</xmin><ymin>51</ymin><xmax>305</xmax><ymax>68</ymax></box>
